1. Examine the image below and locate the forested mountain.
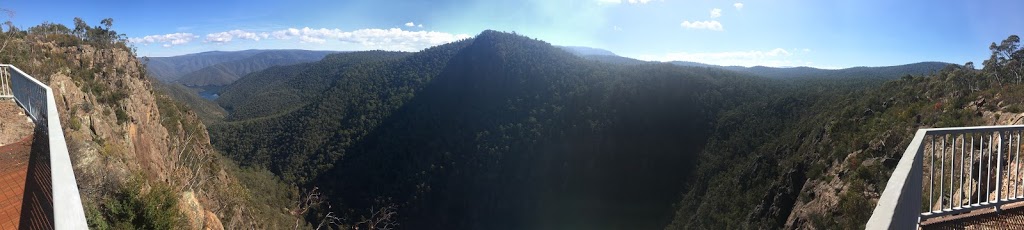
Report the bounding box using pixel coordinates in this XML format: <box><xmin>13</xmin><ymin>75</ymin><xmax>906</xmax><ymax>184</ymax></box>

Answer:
<box><xmin>557</xmin><ymin>47</ymin><xmax>947</xmax><ymax>78</ymax></box>
<box><xmin>723</xmin><ymin>62</ymin><xmax>949</xmax><ymax>80</ymax></box>
<box><xmin>176</xmin><ymin>50</ymin><xmax>336</xmax><ymax>86</ymax></box>
<box><xmin>669</xmin><ymin>61</ymin><xmax>718</xmax><ymax>68</ymax></box>
<box><xmin>211</xmin><ymin>30</ymin><xmax>774</xmax><ymax>229</ymax></box>
<box><xmin>145</xmin><ymin>49</ymin><xmax>266</xmax><ymax>82</ymax></box>
<box><xmin>143</xmin><ymin>49</ymin><xmax>335</xmax><ymax>85</ymax></box>
<box><xmin>207</xmin><ymin>30</ymin><xmax>1020</xmax><ymax>229</ymax></box>
<box><xmin>558</xmin><ymin>45</ymin><xmax>618</xmax><ymax>56</ymax></box>
<box><xmin>150</xmin><ymin>78</ymin><xmax>227</xmax><ymax>124</ymax></box>
<box><xmin>216</xmin><ymin>51</ymin><xmax>410</xmax><ymax>121</ymax></box>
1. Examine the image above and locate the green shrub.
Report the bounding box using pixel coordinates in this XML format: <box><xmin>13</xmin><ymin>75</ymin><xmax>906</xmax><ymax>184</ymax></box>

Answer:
<box><xmin>97</xmin><ymin>180</ymin><xmax>184</xmax><ymax>230</ymax></box>
<box><xmin>1007</xmin><ymin>104</ymin><xmax>1024</xmax><ymax>113</ymax></box>
<box><xmin>838</xmin><ymin>181</ymin><xmax>871</xmax><ymax>229</ymax></box>
<box><xmin>69</xmin><ymin>116</ymin><xmax>81</xmax><ymax>130</ymax></box>
<box><xmin>85</xmin><ymin>201</ymin><xmax>110</xmax><ymax>229</ymax></box>
<box><xmin>115</xmin><ymin>107</ymin><xmax>129</xmax><ymax>124</ymax></box>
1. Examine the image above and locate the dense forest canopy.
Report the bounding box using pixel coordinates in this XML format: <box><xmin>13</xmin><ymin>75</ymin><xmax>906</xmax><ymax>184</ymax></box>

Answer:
<box><xmin>1</xmin><ymin>3</ymin><xmax>1018</xmax><ymax>229</ymax></box>
<box><xmin>205</xmin><ymin>30</ymin><xmax>1024</xmax><ymax>229</ymax></box>
<box><xmin>21</xmin><ymin>17</ymin><xmax>1017</xmax><ymax>229</ymax></box>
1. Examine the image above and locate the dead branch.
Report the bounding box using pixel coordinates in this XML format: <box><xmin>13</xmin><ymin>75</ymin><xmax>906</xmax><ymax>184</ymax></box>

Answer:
<box><xmin>293</xmin><ymin>187</ymin><xmax>325</xmax><ymax>229</ymax></box>
<box><xmin>353</xmin><ymin>203</ymin><xmax>398</xmax><ymax>230</ymax></box>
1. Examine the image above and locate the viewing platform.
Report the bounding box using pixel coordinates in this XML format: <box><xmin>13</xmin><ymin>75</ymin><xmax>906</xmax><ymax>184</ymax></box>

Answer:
<box><xmin>868</xmin><ymin>125</ymin><xmax>1024</xmax><ymax>229</ymax></box>
<box><xmin>0</xmin><ymin>65</ymin><xmax>86</xmax><ymax>229</ymax></box>
<box><xmin>0</xmin><ymin>99</ymin><xmax>48</xmax><ymax>230</ymax></box>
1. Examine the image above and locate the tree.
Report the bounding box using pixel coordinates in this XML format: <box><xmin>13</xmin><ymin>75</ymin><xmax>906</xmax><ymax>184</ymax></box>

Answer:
<box><xmin>101</xmin><ymin>18</ymin><xmax>113</xmax><ymax>28</ymax></box>
<box><xmin>73</xmin><ymin>17</ymin><xmax>87</xmax><ymax>37</ymax></box>
<box><xmin>985</xmin><ymin>35</ymin><xmax>1023</xmax><ymax>83</ymax></box>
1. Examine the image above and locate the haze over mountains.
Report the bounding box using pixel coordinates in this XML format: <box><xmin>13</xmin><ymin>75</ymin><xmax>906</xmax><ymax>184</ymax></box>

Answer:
<box><xmin>36</xmin><ymin>19</ymin><xmax>1012</xmax><ymax>229</ymax></box>
<box><xmin>140</xmin><ymin>30</ymin><xmax>971</xmax><ymax>229</ymax></box>
<box><xmin>140</xmin><ymin>34</ymin><xmax>956</xmax><ymax>229</ymax></box>
<box><xmin>144</xmin><ymin>49</ymin><xmax>336</xmax><ymax>86</ymax></box>
<box><xmin>7</xmin><ymin>0</ymin><xmax>1018</xmax><ymax>227</ymax></box>
<box><xmin>146</xmin><ymin>45</ymin><xmax>949</xmax><ymax>96</ymax></box>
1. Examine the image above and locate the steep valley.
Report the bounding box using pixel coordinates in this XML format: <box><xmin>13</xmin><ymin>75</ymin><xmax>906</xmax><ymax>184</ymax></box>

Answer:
<box><xmin>5</xmin><ymin>18</ymin><xmax>1022</xmax><ymax>230</ymax></box>
<box><xmin>206</xmin><ymin>30</ymin><xmax>1015</xmax><ymax>229</ymax></box>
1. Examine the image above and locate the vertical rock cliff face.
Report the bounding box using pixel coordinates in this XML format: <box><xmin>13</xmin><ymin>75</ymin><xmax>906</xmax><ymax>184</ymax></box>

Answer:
<box><xmin>1</xmin><ymin>27</ymin><xmax>265</xmax><ymax>229</ymax></box>
<box><xmin>49</xmin><ymin>44</ymin><xmax>172</xmax><ymax>183</ymax></box>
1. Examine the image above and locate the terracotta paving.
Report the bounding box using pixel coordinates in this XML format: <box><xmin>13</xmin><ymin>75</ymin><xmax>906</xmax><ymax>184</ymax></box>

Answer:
<box><xmin>0</xmin><ymin>133</ymin><xmax>31</xmax><ymax>229</ymax></box>
<box><xmin>0</xmin><ymin>99</ymin><xmax>51</xmax><ymax>229</ymax></box>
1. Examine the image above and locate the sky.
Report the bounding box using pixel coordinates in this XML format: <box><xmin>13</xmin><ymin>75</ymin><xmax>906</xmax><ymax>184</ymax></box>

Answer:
<box><xmin>2</xmin><ymin>0</ymin><xmax>1022</xmax><ymax>69</ymax></box>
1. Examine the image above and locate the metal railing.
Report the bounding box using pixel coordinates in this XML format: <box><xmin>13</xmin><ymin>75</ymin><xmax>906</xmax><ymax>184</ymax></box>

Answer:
<box><xmin>867</xmin><ymin>125</ymin><xmax>1024</xmax><ymax>229</ymax></box>
<box><xmin>0</xmin><ymin>66</ymin><xmax>11</xmax><ymax>98</ymax></box>
<box><xmin>2</xmin><ymin>64</ymin><xmax>88</xmax><ymax>229</ymax></box>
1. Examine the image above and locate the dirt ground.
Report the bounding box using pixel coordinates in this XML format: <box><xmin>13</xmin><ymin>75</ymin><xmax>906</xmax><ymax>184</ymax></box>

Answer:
<box><xmin>0</xmin><ymin>99</ymin><xmax>34</xmax><ymax>146</ymax></box>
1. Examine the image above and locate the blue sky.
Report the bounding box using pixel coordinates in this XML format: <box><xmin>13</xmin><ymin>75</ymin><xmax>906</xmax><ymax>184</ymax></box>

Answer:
<box><xmin>2</xmin><ymin>0</ymin><xmax>1022</xmax><ymax>68</ymax></box>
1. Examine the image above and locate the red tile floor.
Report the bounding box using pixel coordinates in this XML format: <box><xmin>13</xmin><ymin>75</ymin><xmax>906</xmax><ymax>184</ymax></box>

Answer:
<box><xmin>1</xmin><ymin>100</ymin><xmax>51</xmax><ymax>230</ymax></box>
<box><xmin>0</xmin><ymin>134</ymin><xmax>31</xmax><ymax>230</ymax></box>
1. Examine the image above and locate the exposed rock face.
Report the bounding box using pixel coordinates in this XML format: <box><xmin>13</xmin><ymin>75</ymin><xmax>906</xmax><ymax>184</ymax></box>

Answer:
<box><xmin>204</xmin><ymin>210</ymin><xmax>225</xmax><ymax>230</ymax></box>
<box><xmin>15</xmin><ymin>41</ymin><xmax>242</xmax><ymax>228</ymax></box>
<box><xmin>49</xmin><ymin>46</ymin><xmax>172</xmax><ymax>182</ymax></box>
<box><xmin>180</xmin><ymin>192</ymin><xmax>205</xmax><ymax>229</ymax></box>
<box><xmin>748</xmin><ymin>164</ymin><xmax>807</xmax><ymax>228</ymax></box>
<box><xmin>778</xmin><ymin>100</ymin><xmax>1024</xmax><ymax>229</ymax></box>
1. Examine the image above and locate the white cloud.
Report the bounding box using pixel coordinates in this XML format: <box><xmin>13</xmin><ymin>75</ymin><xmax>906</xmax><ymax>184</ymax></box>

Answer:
<box><xmin>267</xmin><ymin>27</ymin><xmax>471</xmax><ymax>51</ymax></box>
<box><xmin>734</xmin><ymin>3</ymin><xmax>744</xmax><ymax>10</ymax></box>
<box><xmin>128</xmin><ymin>33</ymin><xmax>198</xmax><ymax>47</ymax></box>
<box><xmin>204</xmin><ymin>30</ymin><xmax>262</xmax><ymax>43</ymax></box>
<box><xmin>598</xmin><ymin>0</ymin><xmax>654</xmax><ymax>4</ymax></box>
<box><xmin>405</xmin><ymin>22</ymin><xmax>415</xmax><ymax>27</ymax></box>
<box><xmin>205</xmin><ymin>32</ymin><xmax>232</xmax><ymax>43</ymax></box>
<box><xmin>134</xmin><ymin>27</ymin><xmax>470</xmax><ymax>51</ymax></box>
<box><xmin>613</xmin><ymin>26</ymin><xmax>622</xmax><ymax>31</ymax></box>
<box><xmin>680</xmin><ymin>20</ymin><xmax>723</xmax><ymax>31</ymax></box>
<box><xmin>802</xmin><ymin>48</ymin><xmax>811</xmax><ymax>52</ymax></box>
<box><xmin>635</xmin><ymin>48</ymin><xmax>801</xmax><ymax>67</ymax></box>
<box><xmin>710</xmin><ymin>8</ymin><xmax>722</xmax><ymax>18</ymax></box>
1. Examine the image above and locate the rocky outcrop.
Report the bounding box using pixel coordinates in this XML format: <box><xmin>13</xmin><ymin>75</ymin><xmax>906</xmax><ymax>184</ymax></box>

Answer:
<box><xmin>14</xmin><ymin>40</ymin><xmax>248</xmax><ymax>228</ymax></box>
<box><xmin>748</xmin><ymin>164</ymin><xmax>807</xmax><ymax>229</ymax></box>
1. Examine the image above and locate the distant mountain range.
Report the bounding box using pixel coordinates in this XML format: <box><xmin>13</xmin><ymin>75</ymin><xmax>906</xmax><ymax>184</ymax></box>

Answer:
<box><xmin>557</xmin><ymin>46</ymin><xmax>618</xmax><ymax>56</ymax></box>
<box><xmin>148</xmin><ymin>46</ymin><xmax>946</xmax><ymax>91</ymax></box>
<box><xmin>555</xmin><ymin>46</ymin><xmax>948</xmax><ymax>80</ymax></box>
<box><xmin>143</xmin><ymin>49</ymin><xmax>337</xmax><ymax>86</ymax></box>
<box><xmin>201</xmin><ymin>30</ymin><xmax>955</xmax><ymax>229</ymax></box>
<box><xmin>721</xmin><ymin>62</ymin><xmax>949</xmax><ymax>79</ymax></box>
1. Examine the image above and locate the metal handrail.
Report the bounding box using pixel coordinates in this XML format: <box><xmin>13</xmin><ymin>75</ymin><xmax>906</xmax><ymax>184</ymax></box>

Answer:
<box><xmin>867</xmin><ymin>125</ymin><xmax>1024</xmax><ymax>229</ymax></box>
<box><xmin>0</xmin><ymin>66</ymin><xmax>11</xmax><ymax>98</ymax></box>
<box><xmin>2</xmin><ymin>64</ymin><xmax>88</xmax><ymax>229</ymax></box>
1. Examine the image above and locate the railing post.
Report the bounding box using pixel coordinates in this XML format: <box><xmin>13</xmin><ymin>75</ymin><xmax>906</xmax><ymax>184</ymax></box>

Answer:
<box><xmin>997</xmin><ymin>131</ymin><xmax>1004</xmax><ymax>210</ymax></box>
<box><xmin>866</xmin><ymin>129</ymin><xmax>926</xmax><ymax>229</ymax></box>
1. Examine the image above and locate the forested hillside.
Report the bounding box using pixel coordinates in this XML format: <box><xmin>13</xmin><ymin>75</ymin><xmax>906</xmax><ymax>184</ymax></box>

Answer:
<box><xmin>145</xmin><ymin>50</ymin><xmax>266</xmax><ymax>82</ymax></box>
<box><xmin>175</xmin><ymin>50</ymin><xmax>336</xmax><ymax>86</ymax></box>
<box><xmin>216</xmin><ymin>51</ymin><xmax>410</xmax><ymax>121</ymax></box>
<box><xmin>670</xmin><ymin>36</ymin><xmax>1024</xmax><ymax>229</ymax></box>
<box><xmin>205</xmin><ymin>30</ymin><xmax>967</xmax><ymax>229</ymax></box>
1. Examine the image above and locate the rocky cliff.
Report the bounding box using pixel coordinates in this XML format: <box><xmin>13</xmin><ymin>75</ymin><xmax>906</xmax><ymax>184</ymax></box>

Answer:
<box><xmin>0</xmin><ymin>20</ymin><xmax>288</xmax><ymax>229</ymax></box>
